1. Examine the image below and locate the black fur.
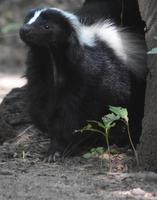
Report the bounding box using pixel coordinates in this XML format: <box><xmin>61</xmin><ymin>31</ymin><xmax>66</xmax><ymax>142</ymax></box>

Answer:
<box><xmin>20</xmin><ymin>1</ymin><xmax>147</xmax><ymax>158</ymax></box>
<box><xmin>76</xmin><ymin>0</ymin><xmax>146</xmax><ymax>34</ymax></box>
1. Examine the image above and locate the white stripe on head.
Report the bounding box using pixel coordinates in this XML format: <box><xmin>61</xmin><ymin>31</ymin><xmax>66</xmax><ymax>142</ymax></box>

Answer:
<box><xmin>27</xmin><ymin>9</ymin><xmax>44</xmax><ymax>25</ymax></box>
<box><xmin>27</xmin><ymin>7</ymin><xmax>80</xmax><ymax>27</ymax></box>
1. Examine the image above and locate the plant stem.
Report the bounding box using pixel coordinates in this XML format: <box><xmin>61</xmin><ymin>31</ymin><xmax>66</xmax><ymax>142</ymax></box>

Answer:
<box><xmin>105</xmin><ymin>129</ymin><xmax>112</xmax><ymax>172</ymax></box>
<box><xmin>126</xmin><ymin>121</ymin><xmax>139</xmax><ymax>166</ymax></box>
<box><xmin>82</xmin><ymin>128</ymin><xmax>105</xmax><ymax>136</ymax></box>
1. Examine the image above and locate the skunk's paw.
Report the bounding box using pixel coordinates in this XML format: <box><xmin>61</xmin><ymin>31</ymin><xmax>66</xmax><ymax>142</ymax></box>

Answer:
<box><xmin>44</xmin><ymin>151</ymin><xmax>61</xmax><ymax>163</ymax></box>
<box><xmin>44</xmin><ymin>140</ymin><xmax>65</xmax><ymax>162</ymax></box>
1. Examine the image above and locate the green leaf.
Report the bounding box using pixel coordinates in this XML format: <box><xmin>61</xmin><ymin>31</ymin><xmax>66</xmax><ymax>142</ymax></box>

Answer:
<box><xmin>102</xmin><ymin>113</ymin><xmax>118</xmax><ymax>124</ymax></box>
<box><xmin>82</xmin><ymin>153</ymin><xmax>92</xmax><ymax>159</ymax></box>
<box><xmin>95</xmin><ymin>147</ymin><xmax>105</xmax><ymax>154</ymax></box>
<box><xmin>91</xmin><ymin>148</ymin><xmax>96</xmax><ymax>152</ymax></box>
<box><xmin>154</xmin><ymin>36</ymin><xmax>157</xmax><ymax>40</ymax></box>
<box><xmin>101</xmin><ymin>113</ymin><xmax>119</xmax><ymax>132</ymax></box>
<box><xmin>148</xmin><ymin>47</ymin><xmax>157</xmax><ymax>54</ymax></box>
<box><xmin>110</xmin><ymin>148</ymin><xmax>119</xmax><ymax>154</ymax></box>
<box><xmin>91</xmin><ymin>151</ymin><xmax>97</xmax><ymax>156</ymax></box>
<box><xmin>109</xmin><ymin>106</ymin><xmax>128</xmax><ymax>122</ymax></box>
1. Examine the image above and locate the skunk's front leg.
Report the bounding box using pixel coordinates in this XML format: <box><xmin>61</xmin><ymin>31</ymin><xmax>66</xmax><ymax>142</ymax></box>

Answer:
<box><xmin>46</xmin><ymin>95</ymin><xmax>81</xmax><ymax>162</ymax></box>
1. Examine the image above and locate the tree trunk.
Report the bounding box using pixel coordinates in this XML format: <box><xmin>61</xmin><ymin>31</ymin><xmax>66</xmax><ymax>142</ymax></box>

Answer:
<box><xmin>138</xmin><ymin>0</ymin><xmax>157</xmax><ymax>171</ymax></box>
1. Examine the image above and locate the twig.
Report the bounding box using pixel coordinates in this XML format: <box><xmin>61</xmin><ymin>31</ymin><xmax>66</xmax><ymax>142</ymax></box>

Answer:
<box><xmin>16</xmin><ymin>125</ymin><xmax>33</xmax><ymax>138</ymax></box>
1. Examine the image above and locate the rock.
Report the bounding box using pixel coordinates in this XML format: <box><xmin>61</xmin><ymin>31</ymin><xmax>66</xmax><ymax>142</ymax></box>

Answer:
<box><xmin>0</xmin><ymin>86</ymin><xmax>31</xmax><ymax>142</ymax></box>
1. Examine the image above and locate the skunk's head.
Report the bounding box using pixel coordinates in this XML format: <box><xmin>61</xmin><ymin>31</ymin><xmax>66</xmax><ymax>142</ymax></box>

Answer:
<box><xmin>20</xmin><ymin>8</ymin><xmax>80</xmax><ymax>47</ymax></box>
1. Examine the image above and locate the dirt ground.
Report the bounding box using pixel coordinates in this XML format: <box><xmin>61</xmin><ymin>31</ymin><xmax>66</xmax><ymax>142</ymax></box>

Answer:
<box><xmin>0</xmin><ymin>77</ymin><xmax>157</xmax><ymax>200</ymax></box>
<box><xmin>0</xmin><ymin>148</ymin><xmax>157</xmax><ymax>200</ymax></box>
<box><xmin>0</xmin><ymin>96</ymin><xmax>157</xmax><ymax>200</ymax></box>
<box><xmin>0</xmin><ymin>1</ymin><xmax>157</xmax><ymax>199</ymax></box>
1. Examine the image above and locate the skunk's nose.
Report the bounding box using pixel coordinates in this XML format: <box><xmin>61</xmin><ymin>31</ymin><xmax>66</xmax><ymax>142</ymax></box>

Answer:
<box><xmin>19</xmin><ymin>25</ymin><xmax>32</xmax><ymax>40</ymax></box>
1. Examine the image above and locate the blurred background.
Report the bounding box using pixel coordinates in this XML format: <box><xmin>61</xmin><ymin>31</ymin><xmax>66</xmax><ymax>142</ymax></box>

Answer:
<box><xmin>0</xmin><ymin>0</ymin><xmax>83</xmax><ymax>102</ymax></box>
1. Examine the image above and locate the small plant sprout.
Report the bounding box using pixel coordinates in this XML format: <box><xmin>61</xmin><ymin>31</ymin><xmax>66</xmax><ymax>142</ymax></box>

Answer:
<box><xmin>83</xmin><ymin>147</ymin><xmax>106</xmax><ymax>159</ymax></box>
<box><xmin>109</xmin><ymin>106</ymin><xmax>139</xmax><ymax>165</ymax></box>
<box><xmin>76</xmin><ymin>106</ymin><xmax>139</xmax><ymax>169</ymax></box>
<box><xmin>82</xmin><ymin>147</ymin><xmax>119</xmax><ymax>159</ymax></box>
<box><xmin>76</xmin><ymin>107</ymin><xmax>120</xmax><ymax>171</ymax></box>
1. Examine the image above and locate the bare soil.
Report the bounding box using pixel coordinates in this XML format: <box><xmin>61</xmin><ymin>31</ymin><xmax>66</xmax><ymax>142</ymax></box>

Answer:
<box><xmin>0</xmin><ymin>1</ymin><xmax>157</xmax><ymax>199</ymax></box>
<box><xmin>0</xmin><ymin>123</ymin><xmax>157</xmax><ymax>200</ymax></box>
<box><xmin>0</xmin><ymin>151</ymin><xmax>157</xmax><ymax>200</ymax></box>
<box><xmin>0</xmin><ymin>69</ymin><xmax>156</xmax><ymax>200</ymax></box>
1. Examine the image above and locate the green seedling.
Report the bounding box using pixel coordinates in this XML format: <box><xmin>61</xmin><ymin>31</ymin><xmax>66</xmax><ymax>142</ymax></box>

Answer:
<box><xmin>83</xmin><ymin>147</ymin><xmax>106</xmax><ymax>159</ymax></box>
<box><xmin>76</xmin><ymin>106</ymin><xmax>138</xmax><ymax>169</ymax></box>
<box><xmin>83</xmin><ymin>146</ymin><xmax>119</xmax><ymax>159</ymax></box>
<box><xmin>109</xmin><ymin>106</ymin><xmax>138</xmax><ymax>165</ymax></box>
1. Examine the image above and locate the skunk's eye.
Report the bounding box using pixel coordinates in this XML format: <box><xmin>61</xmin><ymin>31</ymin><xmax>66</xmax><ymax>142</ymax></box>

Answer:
<box><xmin>44</xmin><ymin>25</ymin><xmax>49</xmax><ymax>29</ymax></box>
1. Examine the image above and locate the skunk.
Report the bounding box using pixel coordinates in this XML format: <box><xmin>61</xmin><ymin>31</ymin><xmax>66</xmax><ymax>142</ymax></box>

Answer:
<box><xmin>20</xmin><ymin>4</ymin><xmax>147</xmax><ymax>160</ymax></box>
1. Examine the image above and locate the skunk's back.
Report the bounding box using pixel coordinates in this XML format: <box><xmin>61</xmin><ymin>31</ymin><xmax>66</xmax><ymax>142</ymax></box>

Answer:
<box><xmin>75</xmin><ymin>20</ymin><xmax>147</xmax><ymax>80</ymax></box>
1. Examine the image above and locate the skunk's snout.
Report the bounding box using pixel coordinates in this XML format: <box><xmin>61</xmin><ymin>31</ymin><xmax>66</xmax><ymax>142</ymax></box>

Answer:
<box><xmin>19</xmin><ymin>25</ymin><xmax>32</xmax><ymax>42</ymax></box>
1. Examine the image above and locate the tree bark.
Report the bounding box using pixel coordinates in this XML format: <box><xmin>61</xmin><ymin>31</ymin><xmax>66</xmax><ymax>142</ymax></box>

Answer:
<box><xmin>138</xmin><ymin>0</ymin><xmax>157</xmax><ymax>171</ymax></box>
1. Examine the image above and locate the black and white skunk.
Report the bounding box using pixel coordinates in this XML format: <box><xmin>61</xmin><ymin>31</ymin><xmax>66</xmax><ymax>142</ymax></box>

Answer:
<box><xmin>20</xmin><ymin>2</ymin><xmax>147</xmax><ymax>160</ymax></box>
